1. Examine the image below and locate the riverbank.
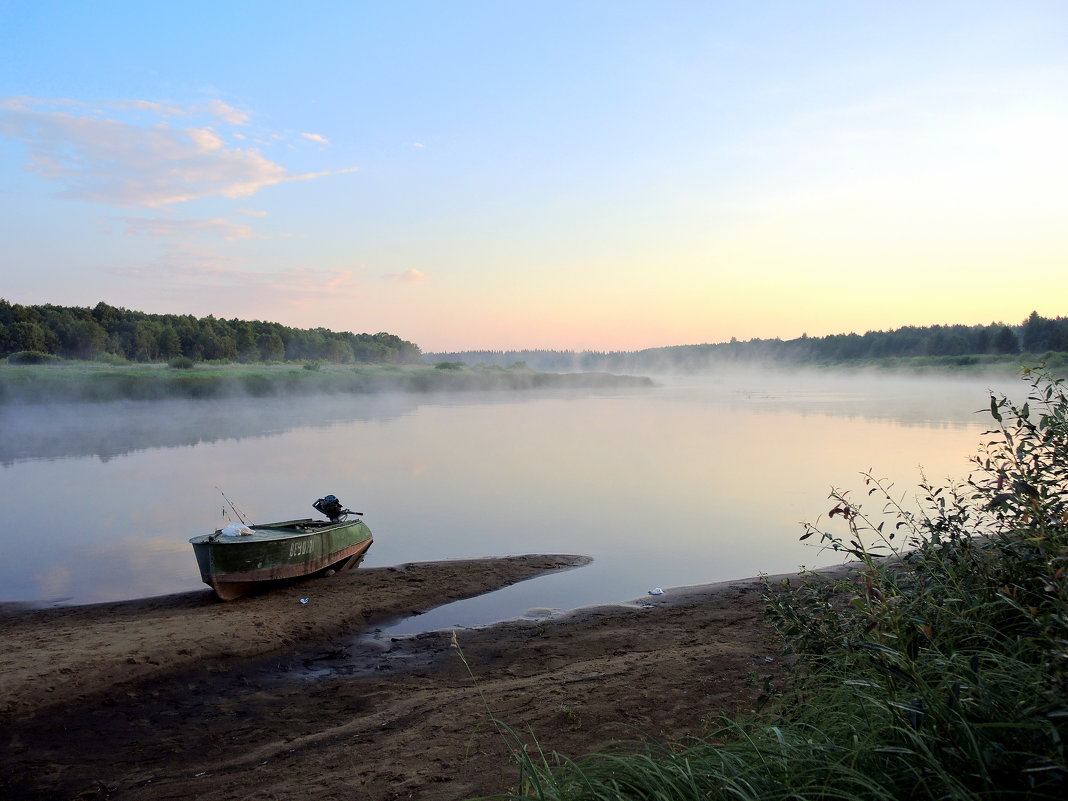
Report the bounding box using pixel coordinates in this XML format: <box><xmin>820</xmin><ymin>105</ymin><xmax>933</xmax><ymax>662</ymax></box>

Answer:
<box><xmin>425</xmin><ymin>349</ymin><xmax>1068</xmax><ymax>376</ymax></box>
<box><xmin>0</xmin><ymin>556</ymin><xmax>845</xmax><ymax>801</ymax></box>
<box><xmin>0</xmin><ymin>362</ymin><xmax>655</xmax><ymax>404</ymax></box>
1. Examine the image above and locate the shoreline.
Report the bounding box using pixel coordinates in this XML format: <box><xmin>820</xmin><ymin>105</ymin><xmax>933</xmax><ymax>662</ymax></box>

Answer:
<box><xmin>0</xmin><ymin>555</ymin><xmax>593</xmax><ymax>719</ymax></box>
<box><xmin>1</xmin><ymin>555</ymin><xmax>858</xmax><ymax>800</ymax></box>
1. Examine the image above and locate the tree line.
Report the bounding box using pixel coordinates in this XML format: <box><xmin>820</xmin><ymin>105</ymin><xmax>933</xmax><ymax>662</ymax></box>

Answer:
<box><xmin>429</xmin><ymin>312</ymin><xmax>1068</xmax><ymax>371</ymax></box>
<box><xmin>642</xmin><ymin>312</ymin><xmax>1065</xmax><ymax>367</ymax></box>
<box><xmin>0</xmin><ymin>300</ymin><xmax>422</xmax><ymax>364</ymax></box>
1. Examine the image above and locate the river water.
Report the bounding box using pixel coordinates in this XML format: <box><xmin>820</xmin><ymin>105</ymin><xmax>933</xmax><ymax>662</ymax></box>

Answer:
<box><xmin>0</xmin><ymin>369</ymin><xmax>1024</xmax><ymax>631</ymax></box>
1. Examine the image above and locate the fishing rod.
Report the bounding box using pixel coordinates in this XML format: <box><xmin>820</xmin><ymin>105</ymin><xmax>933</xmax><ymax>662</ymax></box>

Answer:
<box><xmin>216</xmin><ymin>486</ymin><xmax>251</xmax><ymax>526</ymax></box>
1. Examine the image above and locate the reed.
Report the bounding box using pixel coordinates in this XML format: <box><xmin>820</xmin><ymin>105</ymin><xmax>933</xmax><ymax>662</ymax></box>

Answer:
<box><xmin>0</xmin><ymin>361</ymin><xmax>652</xmax><ymax>403</ymax></box>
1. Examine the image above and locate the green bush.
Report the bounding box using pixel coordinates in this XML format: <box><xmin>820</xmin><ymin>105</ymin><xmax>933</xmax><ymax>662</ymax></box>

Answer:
<box><xmin>167</xmin><ymin>356</ymin><xmax>196</xmax><ymax>369</ymax></box>
<box><xmin>7</xmin><ymin>350</ymin><xmax>60</xmax><ymax>365</ymax></box>
<box><xmin>435</xmin><ymin>361</ymin><xmax>464</xmax><ymax>370</ymax></box>
<box><xmin>303</xmin><ymin>362</ymin><xmax>321</xmax><ymax>371</ymax></box>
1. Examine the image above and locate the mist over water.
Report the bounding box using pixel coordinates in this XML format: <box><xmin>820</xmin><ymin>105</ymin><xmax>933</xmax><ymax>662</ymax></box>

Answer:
<box><xmin>0</xmin><ymin>370</ymin><xmax>1025</xmax><ymax>630</ymax></box>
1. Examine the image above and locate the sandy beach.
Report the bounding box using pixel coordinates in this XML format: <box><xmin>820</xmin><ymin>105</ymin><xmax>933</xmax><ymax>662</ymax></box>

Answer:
<box><xmin>0</xmin><ymin>555</ymin><xmax>822</xmax><ymax>800</ymax></box>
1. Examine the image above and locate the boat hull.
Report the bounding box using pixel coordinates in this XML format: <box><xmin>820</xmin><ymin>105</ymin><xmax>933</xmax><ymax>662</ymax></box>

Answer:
<box><xmin>189</xmin><ymin>518</ymin><xmax>373</xmax><ymax>600</ymax></box>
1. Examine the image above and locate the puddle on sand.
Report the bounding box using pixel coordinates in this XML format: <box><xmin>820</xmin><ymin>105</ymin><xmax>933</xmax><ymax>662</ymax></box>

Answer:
<box><xmin>283</xmin><ymin>593</ymin><xmax>661</xmax><ymax>684</ymax></box>
<box><xmin>284</xmin><ymin>603</ymin><xmax>569</xmax><ymax>682</ymax></box>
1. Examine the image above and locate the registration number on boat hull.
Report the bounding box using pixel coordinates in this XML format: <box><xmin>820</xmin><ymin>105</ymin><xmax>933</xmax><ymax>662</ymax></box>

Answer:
<box><xmin>288</xmin><ymin>539</ymin><xmax>314</xmax><ymax>558</ymax></box>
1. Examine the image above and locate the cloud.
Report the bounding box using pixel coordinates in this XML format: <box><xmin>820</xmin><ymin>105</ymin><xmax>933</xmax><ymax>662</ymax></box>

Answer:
<box><xmin>186</xmin><ymin>126</ymin><xmax>225</xmax><ymax>151</ymax></box>
<box><xmin>107</xmin><ymin>98</ymin><xmax>249</xmax><ymax>125</ymax></box>
<box><xmin>238</xmin><ymin>207</ymin><xmax>268</xmax><ymax>217</ymax></box>
<box><xmin>412</xmin><ymin>142</ymin><xmax>426</xmax><ymax>148</ymax></box>
<box><xmin>301</xmin><ymin>132</ymin><xmax>329</xmax><ymax>144</ymax></box>
<box><xmin>203</xmin><ymin>99</ymin><xmax>249</xmax><ymax>125</ymax></box>
<box><xmin>114</xmin><ymin>251</ymin><xmax>367</xmax><ymax>310</ymax></box>
<box><xmin>0</xmin><ymin>96</ymin><xmax>354</xmax><ymax>208</ymax></box>
<box><xmin>119</xmin><ymin>216</ymin><xmax>257</xmax><ymax>241</ymax></box>
<box><xmin>385</xmin><ymin>268</ymin><xmax>428</xmax><ymax>284</ymax></box>
<box><xmin>108</xmin><ymin>99</ymin><xmax>189</xmax><ymax>117</ymax></box>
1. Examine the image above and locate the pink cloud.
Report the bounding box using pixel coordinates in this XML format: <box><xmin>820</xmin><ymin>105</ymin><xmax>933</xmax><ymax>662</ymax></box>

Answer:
<box><xmin>202</xmin><ymin>99</ymin><xmax>249</xmax><ymax>125</ymax></box>
<box><xmin>118</xmin><ymin>216</ymin><xmax>257</xmax><ymax>241</ymax></box>
<box><xmin>0</xmin><ymin>96</ymin><xmax>354</xmax><ymax>208</ymax></box>
<box><xmin>113</xmin><ymin>249</ymin><xmax>367</xmax><ymax>309</ymax></box>
<box><xmin>385</xmin><ymin>268</ymin><xmax>429</xmax><ymax>284</ymax></box>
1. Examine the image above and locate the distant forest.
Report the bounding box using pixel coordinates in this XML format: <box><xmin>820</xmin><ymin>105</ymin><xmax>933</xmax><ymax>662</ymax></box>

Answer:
<box><xmin>0</xmin><ymin>300</ymin><xmax>422</xmax><ymax>364</ymax></box>
<box><xmin>429</xmin><ymin>312</ymin><xmax>1068</xmax><ymax>371</ymax></box>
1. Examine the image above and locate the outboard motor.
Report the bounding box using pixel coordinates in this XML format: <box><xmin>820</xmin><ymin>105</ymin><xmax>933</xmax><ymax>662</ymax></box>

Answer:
<box><xmin>313</xmin><ymin>494</ymin><xmax>350</xmax><ymax>523</ymax></box>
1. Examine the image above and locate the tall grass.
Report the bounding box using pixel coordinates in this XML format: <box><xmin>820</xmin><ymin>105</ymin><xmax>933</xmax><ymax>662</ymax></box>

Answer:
<box><xmin>500</xmin><ymin>370</ymin><xmax>1067</xmax><ymax>800</ymax></box>
<box><xmin>0</xmin><ymin>361</ymin><xmax>653</xmax><ymax>403</ymax></box>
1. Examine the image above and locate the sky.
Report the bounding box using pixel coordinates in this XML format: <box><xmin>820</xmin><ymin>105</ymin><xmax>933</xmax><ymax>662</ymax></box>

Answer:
<box><xmin>1</xmin><ymin>1</ymin><xmax>1066</xmax><ymax>353</ymax></box>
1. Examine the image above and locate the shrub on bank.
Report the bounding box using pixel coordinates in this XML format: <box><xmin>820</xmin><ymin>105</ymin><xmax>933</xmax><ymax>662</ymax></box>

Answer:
<box><xmin>95</xmin><ymin>352</ymin><xmax>128</xmax><ymax>365</ymax></box>
<box><xmin>506</xmin><ymin>371</ymin><xmax>1067</xmax><ymax>800</ymax></box>
<box><xmin>167</xmin><ymin>356</ymin><xmax>196</xmax><ymax>369</ymax></box>
<box><xmin>7</xmin><ymin>350</ymin><xmax>59</xmax><ymax>365</ymax></box>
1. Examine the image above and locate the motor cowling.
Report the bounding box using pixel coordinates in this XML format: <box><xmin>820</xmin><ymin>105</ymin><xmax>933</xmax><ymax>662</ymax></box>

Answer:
<box><xmin>313</xmin><ymin>495</ymin><xmax>348</xmax><ymax>523</ymax></box>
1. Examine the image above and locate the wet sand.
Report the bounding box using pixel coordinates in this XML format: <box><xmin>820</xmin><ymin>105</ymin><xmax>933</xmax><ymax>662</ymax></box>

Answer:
<box><xmin>0</xmin><ymin>555</ymin><xmax>834</xmax><ymax>800</ymax></box>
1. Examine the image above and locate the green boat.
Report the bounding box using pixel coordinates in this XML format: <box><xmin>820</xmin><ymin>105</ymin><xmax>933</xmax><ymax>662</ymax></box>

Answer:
<box><xmin>189</xmin><ymin>495</ymin><xmax>373</xmax><ymax>600</ymax></box>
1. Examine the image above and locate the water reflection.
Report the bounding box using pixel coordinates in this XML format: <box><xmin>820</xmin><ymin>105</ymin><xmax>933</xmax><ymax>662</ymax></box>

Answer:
<box><xmin>0</xmin><ymin>393</ymin><xmax>421</xmax><ymax>465</ymax></box>
<box><xmin>0</xmin><ymin>370</ymin><xmax>1027</xmax><ymax>618</ymax></box>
